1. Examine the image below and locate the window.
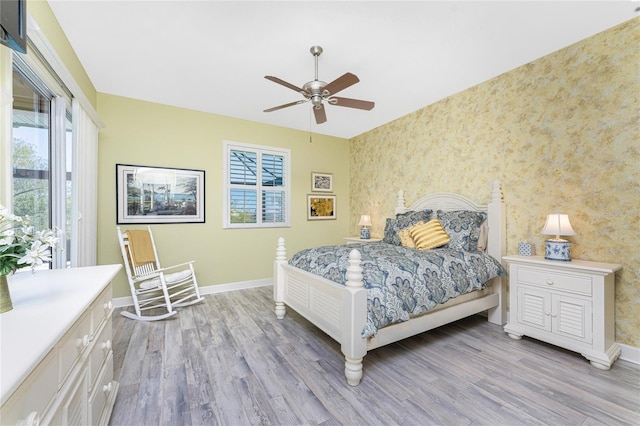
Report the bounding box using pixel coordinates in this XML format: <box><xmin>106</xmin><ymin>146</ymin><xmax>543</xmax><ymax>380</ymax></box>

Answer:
<box><xmin>223</xmin><ymin>141</ymin><xmax>290</xmax><ymax>228</ymax></box>
<box><xmin>12</xmin><ymin>50</ymin><xmax>72</xmax><ymax>268</ymax></box>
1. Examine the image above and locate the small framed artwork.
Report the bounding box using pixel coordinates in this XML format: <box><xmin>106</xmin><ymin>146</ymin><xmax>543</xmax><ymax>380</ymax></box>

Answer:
<box><xmin>116</xmin><ymin>164</ymin><xmax>205</xmax><ymax>224</ymax></box>
<box><xmin>311</xmin><ymin>172</ymin><xmax>333</xmax><ymax>192</ymax></box>
<box><xmin>307</xmin><ymin>194</ymin><xmax>336</xmax><ymax>220</ymax></box>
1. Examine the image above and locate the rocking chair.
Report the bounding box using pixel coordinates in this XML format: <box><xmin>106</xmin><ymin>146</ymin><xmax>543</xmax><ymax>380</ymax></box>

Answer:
<box><xmin>117</xmin><ymin>226</ymin><xmax>204</xmax><ymax>321</ymax></box>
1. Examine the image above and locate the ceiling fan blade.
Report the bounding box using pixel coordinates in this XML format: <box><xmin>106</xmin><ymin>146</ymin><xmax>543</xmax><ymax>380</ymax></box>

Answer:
<box><xmin>329</xmin><ymin>97</ymin><xmax>375</xmax><ymax>110</ymax></box>
<box><xmin>265</xmin><ymin>76</ymin><xmax>305</xmax><ymax>93</ymax></box>
<box><xmin>313</xmin><ymin>104</ymin><xmax>327</xmax><ymax>124</ymax></box>
<box><xmin>322</xmin><ymin>72</ymin><xmax>359</xmax><ymax>96</ymax></box>
<box><xmin>264</xmin><ymin>100</ymin><xmax>307</xmax><ymax>113</ymax></box>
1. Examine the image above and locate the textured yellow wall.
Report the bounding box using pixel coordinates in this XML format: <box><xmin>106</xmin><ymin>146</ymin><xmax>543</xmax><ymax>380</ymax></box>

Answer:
<box><xmin>350</xmin><ymin>18</ymin><xmax>639</xmax><ymax>347</ymax></box>
<box><xmin>97</xmin><ymin>94</ymin><xmax>350</xmax><ymax>298</ymax></box>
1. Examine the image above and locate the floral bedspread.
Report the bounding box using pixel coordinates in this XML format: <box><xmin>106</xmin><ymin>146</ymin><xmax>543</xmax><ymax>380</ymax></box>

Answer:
<box><xmin>288</xmin><ymin>242</ymin><xmax>506</xmax><ymax>337</ymax></box>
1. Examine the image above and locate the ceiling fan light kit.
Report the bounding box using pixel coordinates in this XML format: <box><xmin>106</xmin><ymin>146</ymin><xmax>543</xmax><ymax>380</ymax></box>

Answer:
<box><xmin>264</xmin><ymin>45</ymin><xmax>375</xmax><ymax>124</ymax></box>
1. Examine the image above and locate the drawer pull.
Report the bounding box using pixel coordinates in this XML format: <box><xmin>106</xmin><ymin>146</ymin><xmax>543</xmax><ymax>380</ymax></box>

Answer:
<box><xmin>545</xmin><ymin>279</ymin><xmax>554</xmax><ymax>285</ymax></box>
<box><xmin>18</xmin><ymin>411</ymin><xmax>40</xmax><ymax>426</ymax></box>
<box><xmin>104</xmin><ymin>301</ymin><xmax>113</xmax><ymax>312</ymax></box>
<box><xmin>76</xmin><ymin>334</ymin><xmax>90</xmax><ymax>348</ymax></box>
<box><xmin>103</xmin><ymin>382</ymin><xmax>113</xmax><ymax>393</ymax></box>
<box><xmin>101</xmin><ymin>339</ymin><xmax>112</xmax><ymax>351</ymax></box>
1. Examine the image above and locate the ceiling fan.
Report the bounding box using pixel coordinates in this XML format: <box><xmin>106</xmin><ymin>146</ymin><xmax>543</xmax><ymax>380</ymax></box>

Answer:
<box><xmin>263</xmin><ymin>46</ymin><xmax>375</xmax><ymax>124</ymax></box>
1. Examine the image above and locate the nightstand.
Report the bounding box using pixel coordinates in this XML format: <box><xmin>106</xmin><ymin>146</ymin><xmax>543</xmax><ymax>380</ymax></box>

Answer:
<box><xmin>343</xmin><ymin>237</ymin><xmax>382</xmax><ymax>244</ymax></box>
<box><xmin>503</xmin><ymin>255</ymin><xmax>622</xmax><ymax>370</ymax></box>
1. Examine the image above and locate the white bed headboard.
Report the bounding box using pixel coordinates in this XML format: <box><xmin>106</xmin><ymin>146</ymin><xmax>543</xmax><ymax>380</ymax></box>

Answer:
<box><xmin>395</xmin><ymin>180</ymin><xmax>503</xmax><ymax>215</ymax></box>
<box><xmin>392</xmin><ymin>180</ymin><xmax>506</xmax><ymax>324</ymax></box>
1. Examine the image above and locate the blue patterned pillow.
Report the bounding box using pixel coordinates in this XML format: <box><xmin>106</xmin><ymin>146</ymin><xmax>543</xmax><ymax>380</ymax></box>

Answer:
<box><xmin>436</xmin><ymin>210</ymin><xmax>487</xmax><ymax>251</ymax></box>
<box><xmin>382</xmin><ymin>209</ymin><xmax>433</xmax><ymax>246</ymax></box>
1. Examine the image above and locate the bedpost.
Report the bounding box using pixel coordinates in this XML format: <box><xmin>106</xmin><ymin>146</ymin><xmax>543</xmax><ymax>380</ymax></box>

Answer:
<box><xmin>342</xmin><ymin>249</ymin><xmax>368</xmax><ymax>386</ymax></box>
<box><xmin>274</xmin><ymin>237</ymin><xmax>287</xmax><ymax>319</ymax></box>
<box><xmin>487</xmin><ymin>180</ymin><xmax>507</xmax><ymax>325</ymax></box>
<box><xmin>395</xmin><ymin>190</ymin><xmax>408</xmax><ymax>214</ymax></box>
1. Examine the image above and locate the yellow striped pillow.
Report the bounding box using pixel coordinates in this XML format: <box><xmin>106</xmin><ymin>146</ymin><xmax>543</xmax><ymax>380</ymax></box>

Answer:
<box><xmin>397</xmin><ymin>221</ymin><xmax>425</xmax><ymax>248</ymax></box>
<box><xmin>410</xmin><ymin>219</ymin><xmax>451</xmax><ymax>250</ymax></box>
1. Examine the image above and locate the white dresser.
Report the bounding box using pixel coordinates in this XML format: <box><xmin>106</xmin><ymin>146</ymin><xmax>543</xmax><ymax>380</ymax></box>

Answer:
<box><xmin>503</xmin><ymin>255</ymin><xmax>622</xmax><ymax>370</ymax></box>
<box><xmin>0</xmin><ymin>265</ymin><xmax>122</xmax><ymax>425</ymax></box>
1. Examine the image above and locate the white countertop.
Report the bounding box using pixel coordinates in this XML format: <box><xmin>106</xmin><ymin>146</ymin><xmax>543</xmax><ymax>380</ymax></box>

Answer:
<box><xmin>0</xmin><ymin>265</ymin><xmax>121</xmax><ymax>405</ymax></box>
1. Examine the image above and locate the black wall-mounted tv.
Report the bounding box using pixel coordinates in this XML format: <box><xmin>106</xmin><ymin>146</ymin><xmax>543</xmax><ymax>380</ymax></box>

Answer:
<box><xmin>0</xmin><ymin>0</ymin><xmax>27</xmax><ymax>54</ymax></box>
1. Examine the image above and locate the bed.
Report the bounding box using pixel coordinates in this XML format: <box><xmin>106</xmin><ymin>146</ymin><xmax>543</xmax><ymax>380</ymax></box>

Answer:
<box><xmin>273</xmin><ymin>180</ymin><xmax>506</xmax><ymax>386</ymax></box>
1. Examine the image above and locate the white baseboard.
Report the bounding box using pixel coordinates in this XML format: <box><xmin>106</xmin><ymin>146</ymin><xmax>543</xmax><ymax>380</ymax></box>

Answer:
<box><xmin>619</xmin><ymin>343</ymin><xmax>640</xmax><ymax>365</ymax></box>
<box><xmin>112</xmin><ymin>281</ymin><xmax>640</xmax><ymax>366</ymax></box>
<box><xmin>112</xmin><ymin>278</ymin><xmax>272</xmax><ymax>308</ymax></box>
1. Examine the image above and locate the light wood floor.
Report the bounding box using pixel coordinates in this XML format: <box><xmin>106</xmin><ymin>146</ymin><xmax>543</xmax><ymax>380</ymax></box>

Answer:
<box><xmin>109</xmin><ymin>286</ymin><xmax>639</xmax><ymax>426</ymax></box>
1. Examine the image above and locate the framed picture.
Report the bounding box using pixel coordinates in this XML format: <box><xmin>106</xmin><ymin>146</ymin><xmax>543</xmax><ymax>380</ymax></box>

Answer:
<box><xmin>307</xmin><ymin>194</ymin><xmax>336</xmax><ymax>220</ymax></box>
<box><xmin>116</xmin><ymin>164</ymin><xmax>205</xmax><ymax>224</ymax></box>
<box><xmin>311</xmin><ymin>172</ymin><xmax>333</xmax><ymax>192</ymax></box>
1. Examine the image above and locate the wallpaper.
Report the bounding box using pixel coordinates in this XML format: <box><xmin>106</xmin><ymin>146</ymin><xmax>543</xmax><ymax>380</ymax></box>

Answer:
<box><xmin>350</xmin><ymin>18</ymin><xmax>639</xmax><ymax>347</ymax></box>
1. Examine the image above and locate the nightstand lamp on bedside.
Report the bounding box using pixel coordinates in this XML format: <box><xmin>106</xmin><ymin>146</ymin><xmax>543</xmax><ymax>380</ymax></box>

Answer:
<box><xmin>541</xmin><ymin>213</ymin><xmax>576</xmax><ymax>261</ymax></box>
<box><xmin>359</xmin><ymin>215</ymin><xmax>372</xmax><ymax>240</ymax></box>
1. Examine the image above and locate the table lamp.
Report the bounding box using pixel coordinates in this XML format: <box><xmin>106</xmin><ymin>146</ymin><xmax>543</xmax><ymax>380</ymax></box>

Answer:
<box><xmin>359</xmin><ymin>215</ymin><xmax>372</xmax><ymax>239</ymax></box>
<box><xmin>541</xmin><ymin>213</ymin><xmax>576</xmax><ymax>261</ymax></box>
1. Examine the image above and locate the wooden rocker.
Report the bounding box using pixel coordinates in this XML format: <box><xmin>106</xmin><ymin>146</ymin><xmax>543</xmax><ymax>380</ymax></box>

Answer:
<box><xmin>117</xmin><ymin>226</ymin><xmax>204</xmax><ymax>321</ymax></box>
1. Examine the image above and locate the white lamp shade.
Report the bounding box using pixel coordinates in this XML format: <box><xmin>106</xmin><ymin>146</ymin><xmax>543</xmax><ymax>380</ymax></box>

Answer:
<box><xmin>541</xmin><ymin>214</ymin><xmax>576</xmax><ymax>238</ymax></box>
<box><xmin>358</xmin><ymin>215</ymin><xmax>372</xmax><ymax>227</ymax></box>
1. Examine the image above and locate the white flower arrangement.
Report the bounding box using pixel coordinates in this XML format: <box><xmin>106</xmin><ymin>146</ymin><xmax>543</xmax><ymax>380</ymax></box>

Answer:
<box><xmin>0</xmin><ymin>205</ymin><xmax>63</xmax><ymax>276</ymax></box>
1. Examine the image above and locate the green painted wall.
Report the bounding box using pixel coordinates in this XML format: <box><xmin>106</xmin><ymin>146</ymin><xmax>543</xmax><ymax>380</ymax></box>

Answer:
<box><xmin>27</xmin><ymin>0</ymin><xmax>97</xmax><ymax>107</ymax></box>
<box><xmin>96</xmin><ymin>94</ymin><xmax>350</xmax><ymax>298</ymax></box>
<box><xmin>349</xmin><ymin>18</ymin><xmax>639</xmax><ymax>347</ymax></box>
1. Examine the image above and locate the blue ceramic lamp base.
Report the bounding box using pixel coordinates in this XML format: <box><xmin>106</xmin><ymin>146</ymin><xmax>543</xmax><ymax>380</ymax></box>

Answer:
<box><xmin>545</xmin><ymin>239</ymin><xmax>571</xmax><ymax>261</ymax></box>
<box><xmin>360</xmin><ymin>228</ymin><xmax>370</xmax><ymax>240</ymax></box>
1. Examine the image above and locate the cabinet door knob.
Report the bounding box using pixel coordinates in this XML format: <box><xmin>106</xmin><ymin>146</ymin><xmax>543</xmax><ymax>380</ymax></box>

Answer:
<box><xmin>103</xmin><ymin>382</ymin><xmax>113</xmax><ymax>393</ymax></box>
<box><xmin>101</xmin><ymin>339</ymin><xmax>112</xmax><ymax>351</ymax></box>
<box><xmin>76</xmin><ymin>334</ymin><xmax>90</xmax><ymax>348</ymax></box>
<box><xmin>546</xmin><ymin>279</ymin><xmax>554</xmax><ymax>285</ymax></box>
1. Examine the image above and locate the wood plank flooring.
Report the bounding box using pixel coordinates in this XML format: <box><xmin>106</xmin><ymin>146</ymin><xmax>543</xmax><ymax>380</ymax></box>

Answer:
<box><xmin>109</xmin><ymin>287</ymin><xmax>640</xmax><ymax>426</ymax></box>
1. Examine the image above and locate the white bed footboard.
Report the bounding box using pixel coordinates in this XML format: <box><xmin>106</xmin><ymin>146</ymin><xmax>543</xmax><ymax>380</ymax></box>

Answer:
<box><xmin>274</xmin><ymin>238</ymin><xmax>368</xmax><ymax>385</ymax></box>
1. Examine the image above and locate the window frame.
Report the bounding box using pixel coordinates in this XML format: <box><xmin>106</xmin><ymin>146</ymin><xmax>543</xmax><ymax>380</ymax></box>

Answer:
<box><xmin>12</xmin><ymin>52</ymin><xmax>72</xmax><ymax>269</ymax></box>
<box><xmin>222</xmin><ymin>140</ymin><xmax>291</xmax><ymax>229</ymax></box>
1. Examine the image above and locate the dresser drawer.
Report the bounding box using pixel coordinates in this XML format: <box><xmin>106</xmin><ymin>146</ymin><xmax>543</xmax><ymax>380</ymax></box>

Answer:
<box><xmin>89</xmin><ymin>319</ymin><xmax>112</xmax><ymax>387</ymax></box>
<box><xmin>91</xmin><ymin>286</ymin><xmax>113</xmax><ymax>336</ymax></box>
<box><xmin>89</xmin><ymin>353</ymin><xmax>114</xmax><ymax>426</ymax></box>
<box><xmin>0</xmin><ymin>349</ymin><xmax>58</xmax><ymax>425</ymax></box>
<box><xmin>517</xmin><ymin>266</ymin><xmax>592</xmax><ymax>296</ymax></box>
<box><xmin>58</xmin><ymin>311</ymin><xmax>91</xmax><ymax>386</ymax></box>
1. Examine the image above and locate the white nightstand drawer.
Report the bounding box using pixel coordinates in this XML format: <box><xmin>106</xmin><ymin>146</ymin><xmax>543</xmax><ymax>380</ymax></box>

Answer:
<box><xmin>517</xmin><ymin>266</ymin><xmax>591</xmax><ymax>296</ymax></box>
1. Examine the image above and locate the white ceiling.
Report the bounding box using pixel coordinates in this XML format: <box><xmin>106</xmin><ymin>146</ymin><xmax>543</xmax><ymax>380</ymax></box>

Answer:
<box><xmin>47</xmin><ymin>1</ymin><xmax>637</xmax><ymax>139</ymax></box>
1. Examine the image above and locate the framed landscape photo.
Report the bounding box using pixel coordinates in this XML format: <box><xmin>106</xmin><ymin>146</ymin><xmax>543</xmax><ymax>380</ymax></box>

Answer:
<box><xmin>116</xmin><ymin>164</ymin><xmax>205</xmax><ymax>224</ymax></box>
<box><xmin>311</xmin><ymin>172</ymin><xmax>333</xmax><ymax>192</ymax></box>
<box><xmin>307</xmin><ymin>194</ymin><xmax>336</xmax><ymax>220</ymax></box>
